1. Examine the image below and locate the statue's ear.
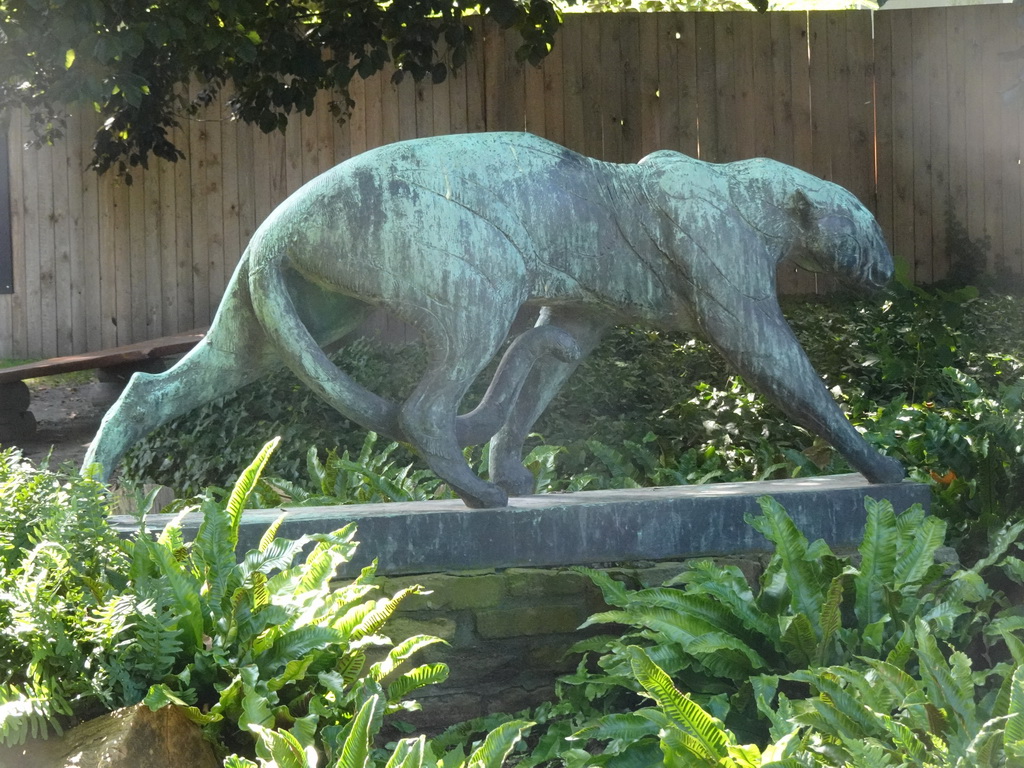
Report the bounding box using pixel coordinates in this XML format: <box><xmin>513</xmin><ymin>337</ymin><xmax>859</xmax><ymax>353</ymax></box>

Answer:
<box><xmin>790</xmin><ymin>188</ymin><xmax>815</xmax><ymax>230</ymax></box>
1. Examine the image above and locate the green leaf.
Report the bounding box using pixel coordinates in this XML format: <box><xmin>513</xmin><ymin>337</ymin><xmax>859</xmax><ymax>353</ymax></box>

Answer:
<box><xmin>893</xmin><ymin>516</ymin><xmax>946</xmax><ymax>588</ymax></box>
<box><xmin>226</xmin><ymin>437</ymin><xmax>281</xmax><ymax>540</ymax></box>
<box><xmin>855</xmin><ymin>498</ymin><xmax>898</xmax><ymax>627</ymax></box>
<box><xmin>386</xmin><ymin>663</ymin><xmax>449</xmax><ymax>703</ymax></box>
<box><xmin>625</xmin><ymin>646</ymin><xmax>728</xmax><ymax>761</ymax></box>
<box><xmin>748</xmin><ymin>497</ymin><xmax>824</xmax><ymax>639</ymax></box>
<box><xmin>464</xmin><ymin>719</ymin><xmax>534</xmax><ymax>768</ymax></box>
<box><xmin>385</xmin><ymin>735</ymin><xmax>433</xmax><ymax>768</ymax></box>
<box><xmin>1005</xmin><ymin>665</ymin><xmax>1024</xmax><ymax>749</ymax></box>
<box><xmin>335</xmin><ymin>694</ymin><xmax>385</xmax><ymax>768</ymax></box>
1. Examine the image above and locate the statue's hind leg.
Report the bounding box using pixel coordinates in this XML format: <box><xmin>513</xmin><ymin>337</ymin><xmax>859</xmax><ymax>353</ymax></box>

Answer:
<box><xmin>489</xmin><ymin>308</ymin><xmax>612</xmax><ymax>496</ymax></box>
<box><xmin>399</xmin><ymin>305</ymin><xmax>522</xmax><ymax>509</ymax></box>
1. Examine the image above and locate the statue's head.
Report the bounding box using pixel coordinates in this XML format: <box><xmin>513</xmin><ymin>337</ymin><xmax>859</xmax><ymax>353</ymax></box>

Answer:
<box><xmin>786</xmin><ymin>183</ymin><xmax>894</xmax><ymax>292</ymax></box>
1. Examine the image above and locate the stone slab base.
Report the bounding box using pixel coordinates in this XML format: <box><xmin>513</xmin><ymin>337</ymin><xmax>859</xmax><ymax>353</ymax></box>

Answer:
<box><xmin>109</xmin><ymin>474</ymin><xmax>929</xmax><ymax>577</ymax></box>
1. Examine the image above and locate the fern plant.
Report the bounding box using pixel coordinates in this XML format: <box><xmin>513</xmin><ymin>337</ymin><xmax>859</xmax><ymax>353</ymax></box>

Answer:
<box><xmin>549</xmin><ymin>497</ymin><xmax>1022</xmax><ymax>750</ymax></box>
<box><xmin>105</xmin><ymin>438</ymin><xmax>449</xmax><ymax>759</ymax></box>
<box><xmin>0</xmin><ymin>439</ymin><xmax>448</xmax><ymax>762</ymax></box>
<box><xmin>222</xmin><ymin>693</ymin><xmax>533</xmax><ymax>768</ymax></box>
<box><xmin>756</xmin><ymin>619</ymin><xmax>1024</xmax><ymax>767</ymax></box>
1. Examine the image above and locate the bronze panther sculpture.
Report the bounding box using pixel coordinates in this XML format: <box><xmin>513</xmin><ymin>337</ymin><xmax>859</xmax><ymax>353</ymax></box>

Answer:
<box><xmin>85</xmin><ymin>132</ymin><xmax>904</xmax><ymax>507</ymax></box>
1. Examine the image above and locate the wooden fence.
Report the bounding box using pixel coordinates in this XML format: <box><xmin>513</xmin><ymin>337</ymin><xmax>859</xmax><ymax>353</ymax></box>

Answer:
<box><xmin>2</xmin><ymin>6</ymin><xmax>1023</xmax><ymax>359</ymax></box>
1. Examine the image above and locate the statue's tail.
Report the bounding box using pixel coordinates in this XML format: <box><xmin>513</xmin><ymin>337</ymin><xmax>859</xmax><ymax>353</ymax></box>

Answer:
<box><xmin>248</xmin><ymin>258</ymin><xmax>408</xmax><ymax>441</ymax></box>
<box><xmin>249</xmin><ymin>254</ymin><xmax>579</xmax><ymax>448</ymax></box>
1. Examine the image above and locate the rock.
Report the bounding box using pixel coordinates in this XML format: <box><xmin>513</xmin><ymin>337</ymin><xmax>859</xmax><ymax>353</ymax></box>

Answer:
<box><xmin>0</xmin><ymin>704</ymin><xmax>220</xmax><ymax>768</ymax></box>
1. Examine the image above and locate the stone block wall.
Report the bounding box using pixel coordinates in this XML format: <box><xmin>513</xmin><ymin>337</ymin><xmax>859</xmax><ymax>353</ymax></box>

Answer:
<box><xmin>373</xmin><ymin>555</ymin><xmax>771</xmax><ymax>731</ymax></box>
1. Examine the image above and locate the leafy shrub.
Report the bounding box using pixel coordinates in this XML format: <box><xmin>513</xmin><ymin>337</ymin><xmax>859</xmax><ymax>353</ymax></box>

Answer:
<box><xmin>0</xmin><ymin>441</ymin><xmax>448</xmax><ymax>763</ymax></box>
<box><xmin>0</xmin><ymin>448</ymin><xmax>129</xmax><ymax>741</ymax></box>
<box><xmin>479</xmin><ymin>497</ymin><xmax>1024</xmax><ymax>768</ymax></box>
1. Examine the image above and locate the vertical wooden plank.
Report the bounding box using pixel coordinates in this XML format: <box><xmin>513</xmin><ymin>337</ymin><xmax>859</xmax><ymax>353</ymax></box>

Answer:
<box><xmin>619</xmin><ymin>13</ymin><xmax>643</xmax><ymax>161</ymax></box>
<box><xmin>235</xmin><ymin>122</ymin><xmax>258</xmax><ymax>251</ymax></box>
<box><xmin>961</xmin><ymin>6</ymin><xmax>986</xmax><ymax>256</ymax></box>
<box><xmin>222</xmin><ymin>113</ymin><xmax>242</xmax><ymax>287</ymax></box>
<box><xmin>173</xmin><ymin>119</ymin><xmax>194</xmax><ymax>333</ymax></box>
<box><xmin>319</xmin><ymin>88</ymin><xmax>338</xmax><ymax>172</ymax></box>
<box><xmin>127</xmin><ymin>168</ymin><xmax>148</xmax><ymax>342</ymax></box>
<box><xmin>675</xmin><ymin>14</ymin><xmax>700</xmax><ymax>158</ymax></box>
<box><xmin>788</xmin><ymin>12</ymin><xmax>813</xmax><ymax>174</ymax></box>
<box><xmin>431</xmin><ymin>64</ymin><xmax>452</xmax><ymax>138</ymax></box>
<box><xmin>143</xmin><ymin>159</ymin><xmax>164</xmax><ymax>339</ymax></box>
<box><xmin>887</xmin><ymin>10</ymin><xmax>916</xmax><ymax>281</ymax></box>
<box><xmin>448</xmin><ymin>45</ymin><xmax>470</xmax><ymax>135</ymax></box>
<box><xmin>559</xmin><ymin>16</ymin><xmax>585</xmax><ymax>154</ymax></box>
<box><xmin>413</xmin><ymin>78</ymin><xmax>433</xmax><ymax>140</ymax></box>
<box><xmin>732</xmin><ymin>13</ymin><xmax>757</xmax><ymax>160</ymax></box>
<box><xmin>750</xmin><ymin>13</ymin><xmax>775</xmax><ymax>160</ymax></box>
<box><xmin>52</xmin><ymin>125</ymin><xmax>74</xmax><ymax>354</ymax></box>
<box><xmin>485</xmin><ymin>23</ymin><xmax>525</xmax><ymax>133</ymax></box>
<box><xmin>187</xmin><ymin>104</ymin><xmax>210</xmax><ymax>328</ymax></box>
<box><xmin>22</xmin><ymin>139</ymin><xmax>42</xmax><ymax>355</ymax></box>
<box><xmin>768</xmin><ymin>14</ymin><xmax>793</xmax><ymax>167</ymax></box>
<box><xmin>0</xmin><ymin>115</ymin><xmax>11</xmax><ymax>357</ymax></box>
<box><xmin>580</xmin><ymin>16</ymin><xmax>603</xmax><ymax>158</ymax></box>
<box><xmin>157</xmin><ymin>146</ymin><xmax>178</xmax><ymax>336</ymax></box>
<box><xmin>924</xmin><ymin>9</ymin><xmax>950</xmax><ymax>281</ymax></box>
<box><xmin>66</xmin><ymin>114</ymin><xmax>88</xmax><ymax>352</ymax></box>
<box><xmin>111</xmin><ymin>176</ymin><xmax>132</xmax><ymax>345</ymax></box>
<box><xmin>694</xmin><ymin>13</ymin><xmax>719</xmax><ymax>161</ymax></box>
<box><xmin>775</xmin><ymin>13</ymin><xmax>816</xmax><ymax>295</ymax></box>
<box><xmin>5</xmin><ymin>114</ymin><xmax>26</xmax><ymax>356</ymax></box>
<box><xmin>980</xmin><ymin>5</ymin><xmax>1003</xmax><ymax>275</ymax></box>
<box><xmin>398</xmin><ymin>76</ymin><xmax>418</xmax><ymax>141</ymax></box>
<box><xmin>37</xmin><ymin>144</ymin><xmax>57</xmax><ymax>356</ymax></box>
<box><xmin>807</xmin><ymin>13</ymin><xmax>832</xmax><ymax>182</ymax></box>
<box><xmin>204</xmin><ymin>112</ymin><xmax>226</xmax><ymax>321</ymax></box>
<box><xmin>284</xmin><ymin>111</ymin><xmax>304</xmax><ymax>196</ymax></box>
<box><xmin>997</xmin><ymin>5</ymin><xmax>1022</xmax><ymax>277</ymax></box>
<box><xmin>348</xmin><ymin>74</ymin><xmax>369</xmax><ymax>156</ymax></box>
<box><xmin>363</xmin><ymin>71</ymin><xmax>385</xmax><ymax>150</ymax></box>
<box><xmin>637</xmin><ymin>14</ymin><xmax>660</xmax><ymax>156</ymax></box>
<box><xmin>381</xmin><ymin>65</ymin><xmax>402</xmax><ymax>146</ymax></box>
<box><xmin>844</xmin><ymin>13</ymin><xmax>876</xmax><ymax>209</ymax></box>
<box><xmin>524</xmin><ymin>54</ymin><xmax>546</xmax><ymax>137</ymax></box>
<box><xmin>910</xmin><ymin>8</ymin><xmax>934</xmax><ymax>283</ymax></box>
<box><xmin>598</xmin><ymin>12</ymin><xmax>624</xmax><ymax>161</ymax></box>
<box><xmin>943</xmin><ymin>8</ymin><xmax>967</xmax><ymax>280</ymax></box>
<box><xmin>76</xmin><ymin>115</ymin><xmax>101</xmax><ymax>352</ymax></box>
<box><xmin>541</xmin><ymin>26</ymin><xmax>565</xmax><ymax>146</ymax></box>
<box><xmin>465</xmin><ymin>22</ymin><xmax>486</xmax><ymax>133</ymax></box>
<box><xmin>873</xmin><ymin>9</ymin><xmax>896</xmax><ymax>264</ymax></box>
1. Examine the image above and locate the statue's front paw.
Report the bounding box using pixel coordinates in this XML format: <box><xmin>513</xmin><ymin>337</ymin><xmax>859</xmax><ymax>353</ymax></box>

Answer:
<box><xmin>863</xmin><ymin>455</ymin><xmax>906</xmax><ymax>485</ymax></box>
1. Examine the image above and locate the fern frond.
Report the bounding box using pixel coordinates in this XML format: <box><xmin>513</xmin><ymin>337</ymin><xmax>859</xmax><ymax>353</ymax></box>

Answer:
<box><xmin>386</xmin><ymin>663</ymin><xmax>449</xmax><ymax>703</ymax></box>
<box><xmin>464</xmin><ymin>719</ymin><xmax>534</xmax><ymax>768</ymax></box>
<box><xmin>258</xmin><ymin>514</ymin><xmax>286</xmax><ymax>554</ymax></box>
<box><xmin>856</xmin><ymin>498</ymin><xmax>898</xmax><ymax>628</ymax></box>
<box><xmin>370</xmin><ymin>635</ymin><xmax>447</xmax><ymax>681</ymax></box>
<box><xmin>894</xmin><ymin>516</ymin><xmax>947</xmax><ymax>589</ymax></box>
<box><xmin>749</xmin><ymin>497</ymin><xmax>824</xmax><ymax>639</ymax></box>
<box><xmin>226</xmin><ymin>437</ymin><xmax>282</xmax><ymax>540</ymax></box>
<box><xmin>625</xmin><ymin>646</ymin><xmax>728</xmax><ymax>761</ymax></box>
<box><xmin>335</xmin><ymin>694</ymin><xmax>385</xmax><ymax>768</ymax></box>
<box><xmin>0</xmin><ymin>681</ymin><xmax>62</xmax><ymax>747</ymax></box>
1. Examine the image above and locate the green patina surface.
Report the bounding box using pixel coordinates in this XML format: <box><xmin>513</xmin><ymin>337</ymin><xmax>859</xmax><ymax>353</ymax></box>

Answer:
<box><xmin>85</xmin><ymin>132</ymin><xmax>902</xmax><ymax>507</ymax></box>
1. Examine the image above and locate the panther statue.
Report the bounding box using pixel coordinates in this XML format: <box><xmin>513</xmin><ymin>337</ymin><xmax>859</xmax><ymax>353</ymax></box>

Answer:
<box><xmin>84</xmin><ymin>132</ymin><xmax>904</xmax><ymax>508</ymax></box>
